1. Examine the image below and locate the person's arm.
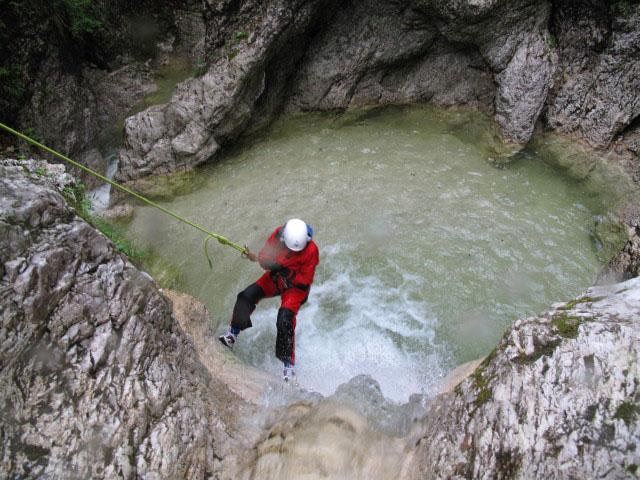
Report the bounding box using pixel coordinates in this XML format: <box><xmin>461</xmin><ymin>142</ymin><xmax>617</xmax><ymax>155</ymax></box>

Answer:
<box><xmin>287</xmin><ymin>244</ymin><xmax>319</xmax><ymax>291</ymax></box>
<box><xmin>258</xmin><ymin>228</ymin><xmax>284</xmax><ymax>271</ymax></box>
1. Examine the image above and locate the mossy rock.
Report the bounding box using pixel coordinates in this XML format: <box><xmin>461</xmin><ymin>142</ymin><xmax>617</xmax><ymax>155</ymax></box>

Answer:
<box><xmin>123</xmin><ymin>170</ymin><xmax>205</xmax><ymax>201</ymax></box>
<box><xmin>527</xmin><ymin>133</ymin><xmax>635</xmax><ymax>208</ymax></box>
<box><xmin>141</xmin><ymin>251</ymin><xmax>183</xmax><ymax>289</ymax></box>
<box><xmin>593</xmin><ymin>214</ymin><xmax>630</xmax><ymax>263</ymax></box>
<box><xmin>614</xmin><ymin>401</ymin><xmax>639</xmax><ymax>426</ymax></box>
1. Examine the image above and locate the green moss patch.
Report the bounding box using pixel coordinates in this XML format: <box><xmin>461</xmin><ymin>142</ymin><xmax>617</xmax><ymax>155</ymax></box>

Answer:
<box><xmin>470</xmin><ymin>362</ymin><xmax>496</xmax><ymax>409</ymax></box>
<box><xmin>549</xmin><ymin>315</ymin><xmax>583</xmax><ymax>338</ymax></box>
<box><xmin>92</xmin><ymin>217</ymin><xmax>148</xmax><ymax>261</ymax></box>
<box><xmin>614</xmin><ymin>402</ymin><xmax>639</xmax><ymax>426</ymax></box>
<box><xmin>557</xmin><ymin>296</ymin><xmax>606</xmax><ymax>311</ymax></box>
<box><xmin>515</xmin><ymin>339</ymin><xmax>562</xmax><ymax>365</ymax></box>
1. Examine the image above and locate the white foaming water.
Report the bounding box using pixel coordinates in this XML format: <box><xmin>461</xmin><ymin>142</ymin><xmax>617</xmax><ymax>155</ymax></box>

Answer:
<box><xmin>87</xmin><ymin>150</ymin><xmax>119</xmax><ymax>211</ymax></box>
<box><xmin>235</xmin><ymin>244</ymin><xmax>445</xmax><ymax>402</ymax></box>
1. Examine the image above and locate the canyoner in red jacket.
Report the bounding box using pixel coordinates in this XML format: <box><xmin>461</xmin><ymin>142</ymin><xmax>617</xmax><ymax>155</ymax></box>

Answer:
<box><xmin>218</xmin><ymin>219</ymin><xmax>319</xmax><ymax>382</ymax></box>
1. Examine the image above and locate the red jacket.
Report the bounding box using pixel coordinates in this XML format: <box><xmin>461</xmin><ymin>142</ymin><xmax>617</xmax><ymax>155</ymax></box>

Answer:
<box><xmin>258</xmin><ymin>227</ymin><xmax>319</xmax><ymax>291</ymax></box>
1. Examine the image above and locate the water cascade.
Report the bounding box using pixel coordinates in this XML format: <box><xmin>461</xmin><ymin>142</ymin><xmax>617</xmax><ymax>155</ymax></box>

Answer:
<box><xmin>124</xmin><ymin>105</ymin><xmax>610</xmax><ymax>403</ymax></box>
<box><xmin>88</xmin><ymin>57</ymin><xmax>195</xmax><ymax>210</ymax></box>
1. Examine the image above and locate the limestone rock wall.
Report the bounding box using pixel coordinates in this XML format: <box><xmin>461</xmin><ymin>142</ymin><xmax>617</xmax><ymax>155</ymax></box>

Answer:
<box><xmin>3</xmin><ymin>1</ymin><xmax>637</xmax><ymax>186</ymax></box>
<box><xmin>115</xmin><ymin>0</ymin><xmax>330</xmax><ymax>183</ymax></box>
<box><xmin>406</xmin><ymin>278</ymin><xmax>640</xmax><ymax>479</ymax></box>
<box><xmin>117</xmin><ymin>0</ymin><xmax>639</xmax><ymax>184</ymax></box>
<box><xmin>0</xmin><ymin>160</ymin><xmax>244</xmax><ymax>478</ymax></box>
<box><xmin>544</xmin><ymin>0</ymin><xmax>640</xmax><ymax>149</ymax></box>
<box><xmin>2</xmin><ymin>158</ymin><xmax>639</xmax><ymax>478</ymax></box>
<box><xmin>284</xmin><ymin>0</ymin><xmax>495</xmax><ymax>113</ymax></box>
<box><xmin>4</xmin><ymin>2</ymin><xmax>206</xmax><ymax>188</ymax></box>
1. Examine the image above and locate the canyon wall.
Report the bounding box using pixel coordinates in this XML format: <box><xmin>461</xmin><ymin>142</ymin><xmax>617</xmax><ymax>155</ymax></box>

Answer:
<box><xmin>112</xmin><ymin>0</ymin><xmax>638</xmax><ymax>183</ymax></box>
<box><xmin>0</xmin><ymin>160</ymin><xmax>249</xmax><ymax>478</ymax></box>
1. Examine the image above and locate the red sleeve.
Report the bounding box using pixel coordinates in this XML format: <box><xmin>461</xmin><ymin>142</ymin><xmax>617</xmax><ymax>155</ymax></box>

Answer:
<box><xmin>258</xmin><ymin>227</ymin><xmax>282</xmax><ymax>270</ymax></box>
<box><xmin>293</xmin><ymin>242</ymin><xmax>319</xmax><ymax>288</ymax></box>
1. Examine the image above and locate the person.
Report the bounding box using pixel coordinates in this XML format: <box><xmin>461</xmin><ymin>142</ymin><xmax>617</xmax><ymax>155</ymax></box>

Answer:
<box><xmin>219</xmin><ymin>219</ymin><xmax>319</xmax><ymax>382</ymax></box>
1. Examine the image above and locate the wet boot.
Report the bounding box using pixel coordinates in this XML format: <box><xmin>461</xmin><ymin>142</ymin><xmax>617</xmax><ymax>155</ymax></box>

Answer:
<box><xmin>218</xmin><ymin>329</ymin><xmax>238</xmax><ymax>348</ymax></box>
<box><xmin>283</xmin><ymin>361</ymin><xmax>295</xmax><ymax>382</ymax></box>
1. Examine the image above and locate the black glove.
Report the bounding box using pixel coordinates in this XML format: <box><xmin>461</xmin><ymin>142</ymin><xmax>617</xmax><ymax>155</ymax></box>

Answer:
<box><xmin>261</xmin><ymin>259</ymin><xmax>290</xmax><ymax>276</ymax></box>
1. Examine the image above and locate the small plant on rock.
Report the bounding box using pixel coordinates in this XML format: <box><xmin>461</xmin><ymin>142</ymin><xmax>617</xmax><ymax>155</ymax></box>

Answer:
<box><xmin>612</xmin><ymin>1</ymin><xmax>631</xmax><ymax>13</ymax></box>
<box><xmin>232</xmin><ymin>31</ymin><xmax>248</xmax><ymax>43</ymax></box>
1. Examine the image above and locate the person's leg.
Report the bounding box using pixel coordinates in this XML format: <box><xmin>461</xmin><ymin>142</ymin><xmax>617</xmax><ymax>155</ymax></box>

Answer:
<box><xmin>231</xmin><ymin>272</ymin><xmax>278</xmax><ymax>330</ymax></box>
<box><xmin>275</xmin><ymin>288</ymin><xmax>308</xmax><ymax>364</ymax></box>
<box><xmin>230</xmin><ymin>284</ymin><xmax>265</xmax><ymax>331</ymax></box>
<box><xmin>220</xmin><ymin>273</ymin><xmax>277</xmax><ymax>348</ymax></box>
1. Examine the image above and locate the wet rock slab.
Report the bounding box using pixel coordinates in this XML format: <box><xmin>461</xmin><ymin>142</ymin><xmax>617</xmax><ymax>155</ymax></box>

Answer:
<box><xmin>407</xmin><ymin>278</ymin><xmax>640</xmax><ymax>479</ymax></box>
<box><xmin>0</xmin><ymin>161</ymin><xmax>246</xmax><ymax>478</ymax></box>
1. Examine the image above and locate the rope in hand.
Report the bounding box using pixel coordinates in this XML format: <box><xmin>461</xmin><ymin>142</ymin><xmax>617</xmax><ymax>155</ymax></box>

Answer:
<box><xmin>0</xmin><ymin>122</ymin><xmax>257</xmax><ymax>268</ymax></box>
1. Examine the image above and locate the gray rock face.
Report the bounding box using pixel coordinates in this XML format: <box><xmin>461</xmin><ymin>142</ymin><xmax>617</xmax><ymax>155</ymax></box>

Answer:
<box><xmin>117</xmin><ymin>0</ymin><xmax>640</xmax><ymax>184</ymax></box>
<box><xmin>544</xmin><ymin>0</ymin><xmax>640</xmax><ymax>149</ymax></box>
<box><xmin>409</xmin><ymin>0</ymin><xmax>556</xmax><ymax>143</ymax></box>
<box><xmin>118</xmin><ymin>0</ymin><xmax>559</xmax><ymax>181</ymax></box>
<box><xmin>0</xmin><ymin>161</ymin><xmax>244</xmax><ymax>478</ymax></box>
<box><xmin>406</xmin><ymin>278</ymin><xmax>640</xmax><ymax>479</ymax></box>
<box><xmin>116</xmin><ymin>0</ymin><xmax>329</xmax><ymax>183</ymax></box>
<box><xmin>597</xmin><ymin>226</ymin><xmax>640</xmax><ymax>285</ymax></box>
<box><xmin>11</xmin><ymin>4</ymin><xmax>206</xmax><ymax>189</ymax></box>
<box><xmin>285</xmin><ymin>0</ymin><xmax>495</xmax><ymax>113</ymax></box>
<box><xmin>16</xmin><ymin>48</ymin><xmax>156</xmax><ymax>190</ymax></box>
<box><xmin>2</xmin><ymin>158</ymin><xmax>639</xmax><ymax>479</ymax></box>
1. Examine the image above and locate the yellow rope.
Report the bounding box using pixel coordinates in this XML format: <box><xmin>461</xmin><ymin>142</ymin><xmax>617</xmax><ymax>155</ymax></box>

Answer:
<box><xmin>0</xmin><ymin>122</ymin><xmax>252</xmax><ymax>264</ymax></box>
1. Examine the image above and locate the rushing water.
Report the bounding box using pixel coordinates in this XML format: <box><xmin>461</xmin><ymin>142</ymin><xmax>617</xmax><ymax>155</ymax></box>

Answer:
<box><xmin>124</xmin><ymin>105</ymin><xmax>607</xmax><ymax>402</ymax></box>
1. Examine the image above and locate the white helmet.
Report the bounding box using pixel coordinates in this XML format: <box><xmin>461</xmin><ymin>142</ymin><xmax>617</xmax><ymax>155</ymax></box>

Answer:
<box><xmin>282</xmin><ymin>219</ymin><xmax>310</xmax><ymax>251</ymax></box>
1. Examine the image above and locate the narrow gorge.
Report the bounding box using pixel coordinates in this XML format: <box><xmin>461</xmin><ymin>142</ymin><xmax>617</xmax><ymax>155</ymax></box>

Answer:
<box><xmin>1</xmin><ymin>0</ymin><xmax>639</xmax><ymax>478</ymax></box>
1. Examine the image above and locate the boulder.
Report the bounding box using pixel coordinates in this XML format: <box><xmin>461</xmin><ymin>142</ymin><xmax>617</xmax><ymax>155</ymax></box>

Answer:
<box><xmin>406</xmin><ymin>279</ymin><xmax>640</xmax><ymax>479</ymax></box>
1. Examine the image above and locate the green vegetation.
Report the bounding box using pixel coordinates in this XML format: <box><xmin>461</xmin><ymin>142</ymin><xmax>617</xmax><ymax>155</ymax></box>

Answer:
<box><xmin>549</xmin><ymin>314</ymin><xmax>583</xmax><ymax>338</ymax></box>
<box><xmin>470</xmin><ymin>356</ymin><xmax>496</xmax><ymax>410</ymax></box>
<box><xmin>547</xmin><ymin>34</ymin><xmax>557</xmax><ymax>49</ymax></box>
<box><xmin>92</xmin><ymin>217</ymin><xmax>149</xmax><ymax>261</ymax></box>
<box><xmin>614</xmin><ymin>401</ymin><xmax>639</xmax><ymax>426</ymax></box>
<box><xmin>62</xmin><ymin>181</ymin><xmax>92</xmax><ymax>215</ymax></box>
<box><xmin>557</xmin><ymin>296</ymin><xmax>606</xmax><ymax>311</ymax></box>
<box><xmin>515</xmin><ymin>339</ymin><xmax>562</xmax><ymax>364</ymax></box>
<box><xmin>59</xmin><ymin>179</ymin><xmax>182</xmax><ymax>286</ymax></box>
<box><xmin>195</xmin><ymin>59</ymin><xmax>206</xmax><ymax>77</ymax></box>
<box><xmin>232</xmin><ymin>31</ymin><xmax>249</xmax><ymax>43</ymax></box>
<box><xmin>612</xmin><ymin>1</ymin><xmax>631</xmax><ymax>14</ymax></box>
<box><xmin>10</xmin><ymin>0</ymin><xmax>103</xmax><ymax>39</ymax></box>
<box><xmin>24</xmin><ymin>126</ymin><xmax>41</xmax><ymax>143</ymax></box>
<box><xmin>60</xmin><ymin>182</ymin><xmax>146</xmax><ymax>260</ymax></box>
<box><xmin>0</xmin><ymin>65</ymin><xmax>26</xmax><ymax>111</ymax></box>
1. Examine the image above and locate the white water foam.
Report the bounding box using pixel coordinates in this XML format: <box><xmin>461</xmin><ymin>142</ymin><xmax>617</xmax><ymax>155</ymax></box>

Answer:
<box><xmin>235</xmin><ymin>244</ymin><xmax>447</xmax><ymax>403</ymax></box>
<box><xmin>87</xmin><ymin>149</ymin><xmax>119</xmax><ymax>211</ymax></box>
